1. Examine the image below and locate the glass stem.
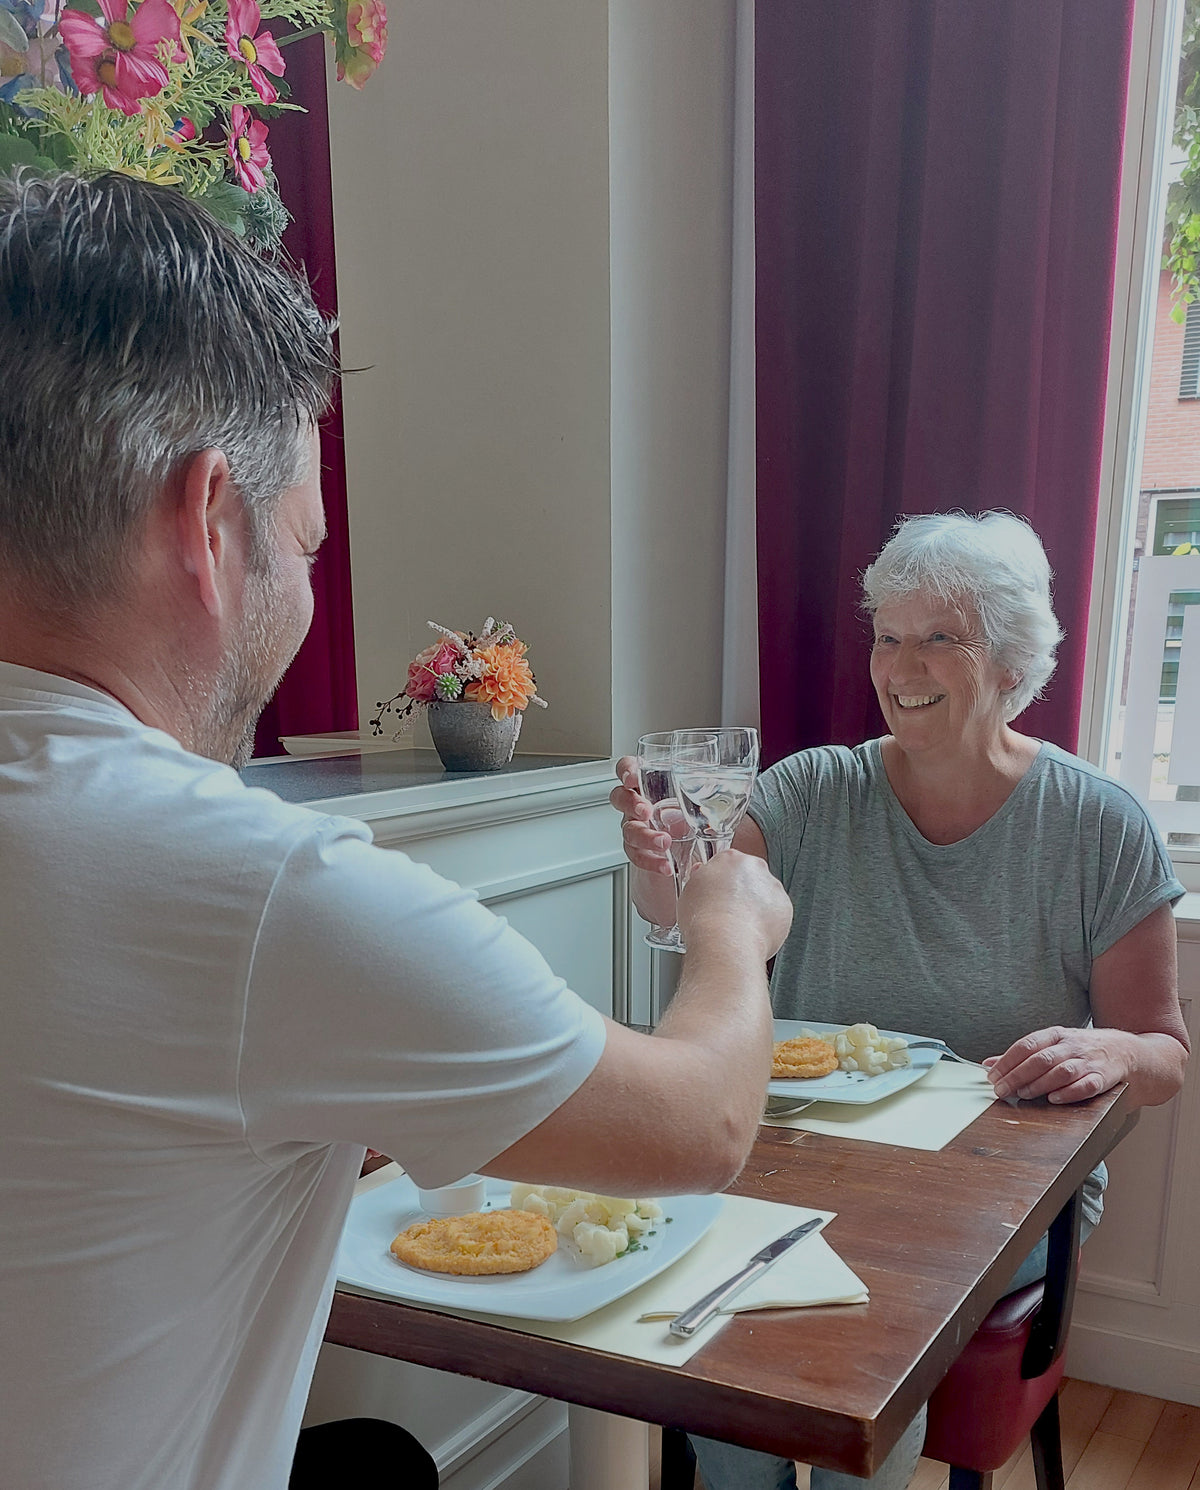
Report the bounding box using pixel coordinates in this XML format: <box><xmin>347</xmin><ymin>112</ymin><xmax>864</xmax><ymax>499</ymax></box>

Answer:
<box><xmin>670</xmin><ymin>835</ymin><xmax>695</xmax><ymax>893</ymax></box>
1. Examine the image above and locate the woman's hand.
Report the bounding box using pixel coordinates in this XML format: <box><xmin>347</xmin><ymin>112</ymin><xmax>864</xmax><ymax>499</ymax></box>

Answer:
<box><xmin>984</xmin><ymin>1026</ymin><xmax>1138</xmax><ymax>1104</ymax></box>
<box><xmin>610</xmin><ymin>755</ymin><xmax>675</xmax><ymax>875</ymax></box>
<box><xmin>987</xmin><ymin>905</ymin><xmax>1189</xmax><ymax>1109</ymax></box>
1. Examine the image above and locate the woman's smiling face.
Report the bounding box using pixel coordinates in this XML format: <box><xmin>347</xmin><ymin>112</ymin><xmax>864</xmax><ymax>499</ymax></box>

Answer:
<box><xmin>869</xmin><ymin>593</ymin><xmax>1017</xmax><ymax>753</ymax></box>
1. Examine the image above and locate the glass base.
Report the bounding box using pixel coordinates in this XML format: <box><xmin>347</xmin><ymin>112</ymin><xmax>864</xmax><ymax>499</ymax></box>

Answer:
<box><xmin>644</xmin><ymin>926</ymin><xmax>685</xmax><ymax>953</ymax></box>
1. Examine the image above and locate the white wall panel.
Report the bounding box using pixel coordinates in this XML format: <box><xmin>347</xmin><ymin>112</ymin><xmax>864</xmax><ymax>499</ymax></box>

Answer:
<box><xmin>1067</xmin><ymin>923</ymin><xmax>1200</xmax><ymax>1404</ymax></box>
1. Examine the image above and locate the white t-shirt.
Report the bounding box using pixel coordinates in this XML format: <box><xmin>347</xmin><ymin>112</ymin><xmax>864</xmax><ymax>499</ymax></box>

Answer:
<box><xmin>0</xmin><ymin>662</ymin><xmax>607</xmax><ymax>1490</ymax></box>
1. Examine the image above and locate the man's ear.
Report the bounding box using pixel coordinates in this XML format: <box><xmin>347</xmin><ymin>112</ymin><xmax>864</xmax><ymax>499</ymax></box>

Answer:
<box><xmin>176</xmin><ymin>449</ymin><xmax>246</xmax><ymax>620</ymax></box>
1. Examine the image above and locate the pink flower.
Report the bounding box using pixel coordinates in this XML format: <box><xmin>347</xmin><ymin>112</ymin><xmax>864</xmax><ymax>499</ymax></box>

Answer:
<box><xmin>59</xmin><ymin>0</ymin><xmax>183</xmax><ymax>116</ymax></box>
<box><xmin>405</xmin><ymin>640</ymin><xmax>459</xmax><ymax>702</ymax></box>
<box><xmin>224</xmin><ymin>0</ymin><xmax>284</xmax><ymax>106</ymax></box>
<box><xmin>336</xmin><ymin>0</ymin><xmax>386</xmax><ymax>89</ymax></box>
<box><xmin>227</xmin><ymin>104</ymin><xmax>270</xmax><ymax>193</ymax></box>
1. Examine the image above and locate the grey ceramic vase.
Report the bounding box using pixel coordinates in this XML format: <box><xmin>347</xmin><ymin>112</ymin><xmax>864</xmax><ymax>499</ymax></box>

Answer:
<box><xmin>427</xmin><ymin>699</ymin><xmax>522</xmax><ymax>772</ymax></box>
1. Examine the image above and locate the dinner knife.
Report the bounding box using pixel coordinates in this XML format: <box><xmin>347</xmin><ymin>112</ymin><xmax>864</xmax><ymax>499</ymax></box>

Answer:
<box><xmin>667</xmin><ymin>1216</ymin><xmax>825</xmax><ymax>1337</ymax></box>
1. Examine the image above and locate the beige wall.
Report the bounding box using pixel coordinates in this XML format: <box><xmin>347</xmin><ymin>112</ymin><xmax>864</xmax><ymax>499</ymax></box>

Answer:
<box><xmin>327</xmin><ymin>0</ymin><xmax>737</xmax><ymax>756</ymax></box>
<box><xmin>609</xmin><ymin>0</ymin><xmax>737</xmax><ymax>752</ymax></box>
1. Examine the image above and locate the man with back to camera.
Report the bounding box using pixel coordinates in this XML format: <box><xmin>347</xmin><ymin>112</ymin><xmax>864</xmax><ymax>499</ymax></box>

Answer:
<box><xmin>0</xmin><ymin>171</ymin><xmax>793</xmax><ymax>1490</ymax></box>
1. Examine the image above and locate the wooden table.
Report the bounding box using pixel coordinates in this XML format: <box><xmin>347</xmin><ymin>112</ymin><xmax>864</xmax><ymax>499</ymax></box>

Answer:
<box><xmin>326</xmin><ymin>1087</ymin><xmax>1135</xmax><ymax>1480</ymax></box>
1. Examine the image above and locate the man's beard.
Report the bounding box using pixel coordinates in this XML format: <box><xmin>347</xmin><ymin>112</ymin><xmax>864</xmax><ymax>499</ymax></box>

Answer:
<box><xmin>194</xmin><ymin>556</ymin><xmax>304</xmax><ymax>768</ymax></box>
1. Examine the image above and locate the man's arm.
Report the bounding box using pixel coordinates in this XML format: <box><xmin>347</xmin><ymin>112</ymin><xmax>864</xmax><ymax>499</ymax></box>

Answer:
<box><xmin>481</xmin><ymin>847</ymin><xmax>791</xmax><ymax>1194</ymax></box>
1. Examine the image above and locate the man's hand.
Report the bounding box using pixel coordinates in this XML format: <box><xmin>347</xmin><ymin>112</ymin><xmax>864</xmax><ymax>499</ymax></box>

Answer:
<box><xmin>677</xmin><ymin>848</ymin><xmax>793</xmax><ymax>964</ymax></box>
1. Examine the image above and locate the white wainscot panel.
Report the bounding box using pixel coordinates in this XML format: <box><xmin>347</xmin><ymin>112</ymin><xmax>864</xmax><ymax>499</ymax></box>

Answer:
<box><xmin>303</xmin><ymin>1345</ymin><xmax>567</xmax><ymax>1490</ymax></box>
<box><xmin>1076</xmin><ymin>1097</ymin><xmax>1177</xmax><ymax>1294</ymax></box>
<box><xmin>1067</xmin><ymin>938</ymin><xmax>1200</xmax><ymax>1404</ymax></box>
<box><xmin>489</xmin><ymin>873</ymin><xmax>623</xmax><ymax>1017</ymax></box>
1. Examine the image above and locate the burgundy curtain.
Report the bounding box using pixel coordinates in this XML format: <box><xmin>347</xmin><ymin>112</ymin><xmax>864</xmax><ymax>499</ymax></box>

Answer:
<box><xmin>253</xmin><ymin>32</ymin><xmax>358</xmax><ymax>756</ymax></box>
<box><xmin>755</xmin><ymin>1</ymin><xmax>1134</xmax><ymax>765</ymax></box>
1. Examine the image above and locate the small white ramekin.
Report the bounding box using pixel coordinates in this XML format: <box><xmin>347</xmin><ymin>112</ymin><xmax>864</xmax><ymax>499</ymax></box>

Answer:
<box><xmin>416</xmin><ymin>1174</ymin><xmax>488</xmax><ymax>1217</ymax></box>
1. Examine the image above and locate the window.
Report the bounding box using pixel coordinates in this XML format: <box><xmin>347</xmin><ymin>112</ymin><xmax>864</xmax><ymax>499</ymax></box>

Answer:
<box><xmin>1083</xmin><ymin>0</ymin><xmax>1200</xmax><ymax>857</ymax></box>
<box><xmin>1179</xmin><ymin>297</ymin><xmax>1200</xmax><ymax>396</ymax></box>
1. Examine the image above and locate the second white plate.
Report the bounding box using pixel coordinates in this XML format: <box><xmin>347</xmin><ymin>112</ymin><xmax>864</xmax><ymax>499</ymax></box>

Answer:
<box><xmin>336</xmin><ymin>1176</ymin><xmax>723</xmax><ymax>1322</ymax></box>
<box><xmin>767</xmin><ymin>1019</ymin><xmax>942</xmax><ymax>1104</ymax></box>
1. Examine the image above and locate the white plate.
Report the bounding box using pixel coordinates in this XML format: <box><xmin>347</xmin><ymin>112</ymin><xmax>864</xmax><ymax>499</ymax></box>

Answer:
<box><xmin>335</xmin><ymin>1176</ymin><xmax>723</xmax><ymax>1322</ymax></box>
<box><xmin>767</xmin><ymin>1019</ymin><xmax>942</xmax><ymax>1104</ymax></box>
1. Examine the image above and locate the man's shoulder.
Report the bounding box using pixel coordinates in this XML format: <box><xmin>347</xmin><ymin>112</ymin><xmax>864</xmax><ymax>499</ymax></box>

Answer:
<box><xmin>0</xmin><ymin>685</ymin><xmax>365</xmax><ymax>870</ymax></box>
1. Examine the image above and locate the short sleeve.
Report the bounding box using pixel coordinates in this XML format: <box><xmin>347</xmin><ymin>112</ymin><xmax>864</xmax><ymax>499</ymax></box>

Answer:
<box><xmin>1090</xmin><ymin>791</ymin><xmax>1185</xmax><ymax>957</ymax></box>
<box><xmin>747</xmin><ymin>751</ymin><xmax>818</xmax><ymax>888</ymax></box>
<box><xmin>235</xmin><ymin>817</ymin><xmax>607</xmax><ymax>1188</ymax></box>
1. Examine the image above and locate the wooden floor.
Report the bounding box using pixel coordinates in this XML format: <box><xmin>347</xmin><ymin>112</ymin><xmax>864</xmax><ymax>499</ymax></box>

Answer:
<box><xmin>902</xmin><ymin>1379</ymin><xmax>1200</xmax><ymax>1490</ymax></box>
<box><xmin>680</xmin><ymin>1380</ymin><xmax>1200</xmax><ymax>1490</ymax></box>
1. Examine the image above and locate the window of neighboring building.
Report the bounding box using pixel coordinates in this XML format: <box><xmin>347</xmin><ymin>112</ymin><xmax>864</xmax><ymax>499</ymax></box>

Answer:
<box><xmin>1179</xmin><ymin>296</ymin><xmax>1200</xmax><ymax>395</ymax></box>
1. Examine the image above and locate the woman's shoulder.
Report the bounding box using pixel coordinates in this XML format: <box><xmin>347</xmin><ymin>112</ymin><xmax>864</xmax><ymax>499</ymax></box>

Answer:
<box><xmin>762</xmin><ymin>740</ymin><xmax>878</xmax><ymax>790</ymax></box>
<box><xmin>763</xmin><ymin>739</ymin><xmax>876</xmax><ymax>774</ymax></box>
<box><xmin>1032</xmin><ymin>742</ymin><xmax>1161</xmax><ymax>825</ymax></box>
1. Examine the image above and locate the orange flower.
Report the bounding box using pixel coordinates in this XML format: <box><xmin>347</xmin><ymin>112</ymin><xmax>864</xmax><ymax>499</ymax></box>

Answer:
<box><xmin>464</xmin><ymin>642</ymin><xmax>537</xmax><ymax>720</ymax></box>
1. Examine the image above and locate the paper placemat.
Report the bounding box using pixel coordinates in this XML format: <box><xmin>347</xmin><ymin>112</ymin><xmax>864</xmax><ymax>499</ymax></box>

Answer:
<box><xmin>763</xmin><ymin>1060</ymin><xmax>996</xmax><ymax>1150</ymax></box>
<box><xmin>339</xmin><ymin>1193</ymin><xmax>867</xmax><ymax>1366</ymax></box>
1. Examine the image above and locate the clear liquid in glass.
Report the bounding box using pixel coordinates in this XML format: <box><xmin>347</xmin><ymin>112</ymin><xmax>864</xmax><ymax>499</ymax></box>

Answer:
<box><xmin>672</xmin><ymin>765</ymin><xmax>756</xmax><ymax>839</ymax></box>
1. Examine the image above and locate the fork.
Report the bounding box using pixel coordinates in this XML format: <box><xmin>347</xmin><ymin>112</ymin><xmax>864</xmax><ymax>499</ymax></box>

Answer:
<box><xmin>904</xmin><ymin>1039</ymin><xmax>977</xmax><ymax>1065</ymax></box>
<box><xmin>763</xmin><ymin>1096</ymin><xmax>816</xmax><ymax>1118</ymax></box>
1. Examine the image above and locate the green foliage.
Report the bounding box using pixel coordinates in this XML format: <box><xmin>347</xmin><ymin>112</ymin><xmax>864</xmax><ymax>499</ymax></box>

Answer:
<box><xmin>0</xmin><ymin>132</ymin><xmax>59</xmax><ymax>176</ymax></box>
<box><xmin>1166</xmin><ymin>0</ymin><xmax>1200</xmax><ymax>312</ymax></box>
<box><xmin>0</xmin><ymin>0</ymin><xmax>347</xmax><ymax>253</ymax></box>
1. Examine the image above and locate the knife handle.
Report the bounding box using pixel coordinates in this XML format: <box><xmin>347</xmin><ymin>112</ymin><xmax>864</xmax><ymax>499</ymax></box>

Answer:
<box><xmin>668</xmin><ymin>1259</ymin><xmax>767</xmax><ymax>1338</ymax></box>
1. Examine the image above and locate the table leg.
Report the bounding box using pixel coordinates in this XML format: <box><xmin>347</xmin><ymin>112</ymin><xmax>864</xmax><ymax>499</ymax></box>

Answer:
<box><xmin>568</xmin><ymin>1405</ymin><xmax>650</xmax><ymax>1490</ymax></box>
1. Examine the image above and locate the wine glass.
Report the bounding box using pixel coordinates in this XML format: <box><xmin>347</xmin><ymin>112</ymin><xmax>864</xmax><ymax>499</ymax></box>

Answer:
<box><xmin>670</xmin><ymin>726</ymin><xmax>760</xmax><ymax>857</ymax></box>
<box><xmin>636</xmin><ymin>730</ymin><xmax>718</xmax><ymax>952</ymax></box>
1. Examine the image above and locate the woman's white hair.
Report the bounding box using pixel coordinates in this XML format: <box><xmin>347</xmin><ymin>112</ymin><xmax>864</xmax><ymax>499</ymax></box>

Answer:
<box><xmin>861</xmin><ymin>511</ymin><xmax>1063</xmax><ymax>719</ymax></box>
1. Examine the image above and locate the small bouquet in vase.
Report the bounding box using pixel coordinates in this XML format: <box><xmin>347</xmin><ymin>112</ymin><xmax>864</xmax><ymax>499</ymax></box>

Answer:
<box><xmin>370</xmin><ymin>619</ymin><xmax>547</xmax><ymax>772</ymax></box>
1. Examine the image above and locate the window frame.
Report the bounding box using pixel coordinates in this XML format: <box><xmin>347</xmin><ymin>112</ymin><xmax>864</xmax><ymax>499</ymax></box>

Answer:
<box><xmin>1079</xmin><ymin>0</ymin><xmax>1197</xmax><ymax>877</ymax></box>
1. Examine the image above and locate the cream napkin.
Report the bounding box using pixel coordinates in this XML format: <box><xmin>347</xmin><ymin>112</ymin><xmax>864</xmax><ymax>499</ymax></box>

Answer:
<box><xmin>763</xmin><ymin>1060</ymin><xmax>996</xmax><ymax>1150</ymax></box>
<box><xmin>634</xmin><ymin>1201</ymin><xmax>868</xmax><ymax>1320</ymax></box>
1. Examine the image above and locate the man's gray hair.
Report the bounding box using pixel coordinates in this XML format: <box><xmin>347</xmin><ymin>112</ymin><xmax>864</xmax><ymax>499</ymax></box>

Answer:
<box><xmin>861</xmin><ymin>511</ymin><xmax>1064</xmax><ymax>719</ymax></box>
<box><xmin>0</xmin><ymin>171</ymin><xmax>337</xmax><ymax>606</ymax></box>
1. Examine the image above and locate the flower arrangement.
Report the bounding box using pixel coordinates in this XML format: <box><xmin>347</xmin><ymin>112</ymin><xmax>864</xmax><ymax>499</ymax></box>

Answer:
<box><xmin>370</xmin><ymin>619</ymin><xmax>548</xmax><ymax>739</ymax></box>
<box><xmin>0</xmin><ymin>0</ymin><xmax>386</xmax><ymax>248</ymax></box>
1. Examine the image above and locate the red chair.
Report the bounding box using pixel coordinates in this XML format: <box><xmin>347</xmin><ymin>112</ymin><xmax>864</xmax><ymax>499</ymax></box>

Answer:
<box><xmin>921</xmin><ymin>1187</ymin><xmax>1083</xmax><ymax>1490</ymax></box>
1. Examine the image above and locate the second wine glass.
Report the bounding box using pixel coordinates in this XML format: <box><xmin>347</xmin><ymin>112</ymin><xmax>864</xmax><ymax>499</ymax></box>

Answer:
<box><xmin>670</xmin><ymin>726</ymin><xmax>760</xmax><ymax>854</ymax></box>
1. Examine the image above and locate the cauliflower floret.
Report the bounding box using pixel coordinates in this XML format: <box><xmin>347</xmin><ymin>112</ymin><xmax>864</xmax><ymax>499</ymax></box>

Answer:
<box><xmin>508</xmin><ymin>1185</ymin><xmax>663</xmax><ymax>1266</ymax></box>
<box><xmin>574</xmin><ymin>1222</ymin><xmax>622</xmax><ymax>1267</ymax></box>
<box><xmin>555</xmin><ymin>1197</ymin><xmax>592</xmax><ymax>1237</ymax></box>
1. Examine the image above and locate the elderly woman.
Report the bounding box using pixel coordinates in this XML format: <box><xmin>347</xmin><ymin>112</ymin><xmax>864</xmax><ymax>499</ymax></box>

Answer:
<box><xmin>613</xmin><ymin>512</ymin><xmax>1189</xmax><ymax>1490</ymax></box>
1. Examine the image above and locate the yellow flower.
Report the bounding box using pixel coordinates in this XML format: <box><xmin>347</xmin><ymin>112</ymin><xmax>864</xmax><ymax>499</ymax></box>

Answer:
<box><xmin>464</xmin><ymin>642</ymin><xmax>537</xmax><ymax>720</ymax></box>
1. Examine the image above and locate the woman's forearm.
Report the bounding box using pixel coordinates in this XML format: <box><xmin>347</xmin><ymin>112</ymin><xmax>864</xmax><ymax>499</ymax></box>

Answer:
<box><xmin>1119</xmin><ymin>1030</ymin><xmax>1189</xmax><ymax>1108</ymax></box>
<box><xmin>632</xmin><ymin>863</ymin><xmax>677</xmax><ymax>929</ymax></box>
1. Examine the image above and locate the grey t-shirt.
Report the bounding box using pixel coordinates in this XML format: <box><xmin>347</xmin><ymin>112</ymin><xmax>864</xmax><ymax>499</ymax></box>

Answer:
<box><xmin>748</xmin><ymin>739</ymin><xmax>1184</xmax><ymax>1226</ymax></box>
